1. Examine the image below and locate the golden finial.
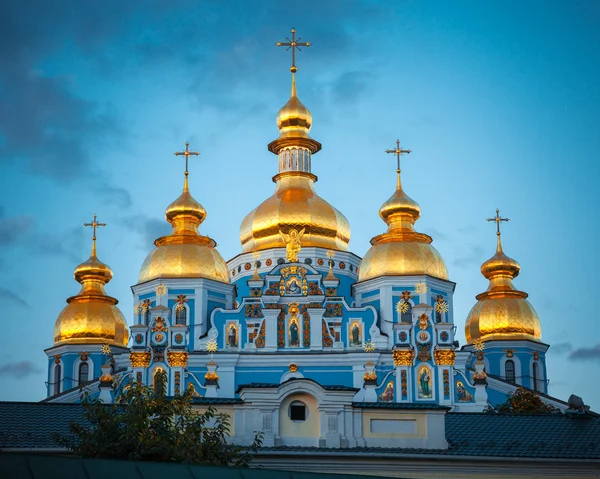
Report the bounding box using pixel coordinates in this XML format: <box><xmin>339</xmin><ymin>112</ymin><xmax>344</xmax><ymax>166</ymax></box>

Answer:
<box><xmin>83</xmin><ymin>214</ymin><xmax>106</xmax><ymax>257</ymax></box>
<box><xmin>100</xmin><ymin>343</ymin><xmax>112</xmax><ymax>356</ymax></box>
<box><xmin>487</xmin><ymin>208</ymin><xmax>509</xmax><ymax>251</ymax></box>
<box><xmin>385</xmin><ymin>139</ymin><xmax>411</xmax><ymax>183</ymax></box>
<box><xmin>276</xmin><ymin>28</ymin><xmax>311</xmax><ymax>74</ymax></box>
<box><xmin>251</xmin><ymin>251</ymin><xmax>261</xmax><ymax>280</ymax></box>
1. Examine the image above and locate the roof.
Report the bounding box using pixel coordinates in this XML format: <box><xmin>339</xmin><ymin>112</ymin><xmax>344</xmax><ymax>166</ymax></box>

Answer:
<box><xmin>1</xmin><ymin>402</ymin><xmax>599</xmax><ymax>460</ymax></box>
<box><xmin>352</xmin><ymin>402</ymin><xmax>450</xmax><ymax>411</ymax></box>
<box><xmin>236</xmin><ymin>378</ymin><xmax>359</xmax><ymax>394</ymax></box>
<box><xmin>0</xmin><ymin>453</ymin><xmax>391</xmax><ymax>479</ymax></box>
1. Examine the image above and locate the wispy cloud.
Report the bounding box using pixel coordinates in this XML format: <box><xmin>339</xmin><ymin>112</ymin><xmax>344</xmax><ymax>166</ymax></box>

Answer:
<box><xmin>94</xmin><ymin>183</ymin><xmax>133</xmax><ymax>209</ymax></box>
<box><xmin>551</xmin><ymin>342</ymin><xmax>572</xmax><ymax>355</ymax></box>
<box><xmin>453</xmin><ymin>245</ymin><xmax>485</xmax><ymax>269</ymax></box>
<box><xmin>0</xmin><ymin>287</ymin><xmax>30</xmax><ymax>309</ymax></box>
<box><xmin>0</xmin><ymin>361</ymin><xmax>41</xmax><ymax>378</ymax></box>
<box><xmin>0</xmin><ymin>206</ymin><xmax>35</xmax><ymax>245</ymax></box>
<box><xmin>120</xmin><ymin>214</ymin><xmax>170</xmax><ymax>249</ymax></box>
<box><xmin>569</xmin><ymin>344</ymin><xmax>600</xmax><ymax>361</ymax></box>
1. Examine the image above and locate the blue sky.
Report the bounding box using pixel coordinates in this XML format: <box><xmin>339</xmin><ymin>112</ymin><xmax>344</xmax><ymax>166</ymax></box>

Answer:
<box><xmin>1</xmin><ymin>0</ymin><xmax>599</xmax><ymax>408</ymax></box>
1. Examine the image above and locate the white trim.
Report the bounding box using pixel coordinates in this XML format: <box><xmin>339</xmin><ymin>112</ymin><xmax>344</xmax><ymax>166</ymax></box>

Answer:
<box><xmin>72</xmin><ymin>356</ymin><xmax>95</xmax><ymax>386</ymax></box>
<box><xmin>499</xmin><ymin>354</ymin><xmax>522</xmax><ymax>386</ymax></box>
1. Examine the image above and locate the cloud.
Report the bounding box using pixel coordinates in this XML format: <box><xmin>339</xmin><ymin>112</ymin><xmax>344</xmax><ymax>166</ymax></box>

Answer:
<box><xmin>121</xmin><ymin>215</ymin><xmax>170</xmax><ymax>249</ymax></box>
<box><xmin>569</xmin><ymin>344</ymin><xmax>600</xmax><ymax>361</ymax></box>
<box><xmin>94</xmin><ymin>183</ymin><xmax>133</xmax><ymax>209</ymax></box>
<box><xmin>551</xmin><ymin>342</ymin><xmax>572</xmax><ymax>355</ymax></box>
<box><xmin>28</xmin><ymin>226</ymin><xmax>86</xmax><ymax>264</ymax></box>
<box><xmin>0</xmin><ymin>361</ymin><xmax>41</xmax><ymax>379</ymax></box>
<box><xmin>330</xmin><ymin>71</ymin><xmax>373</xmax><ymax>105</ymax></box>
<box><xmin>0</xmin><ymin>207</ymin><xmax>35</xmax><ymax>245</ymax></box>
<box><xmin>453</xmin><ymin>245</ymin><xmax>485</xmax><ymax>268</ymax></box>
<box><xmin>0</xmin><ymin>287</ymin><xmax>30</xmax><ymax>308</ymax></box>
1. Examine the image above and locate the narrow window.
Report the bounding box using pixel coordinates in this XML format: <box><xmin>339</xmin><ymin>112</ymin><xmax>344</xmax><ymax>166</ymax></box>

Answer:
<box><xmin>533</xmin><ymin>362</ymin><xmax>539</xmax><ymax>391</ymax></box>
<box><xmin>176</xmin><ymin>306</ymin><xmax>187</xmax><ymax>325</ymax></box>
<box><xmin>505</xmin><ymin>360</ymin><xmax>515</xmax><ymax>383</ymax></box>
<box><xmin>289</xmin><ymin>400</ymin><xmax>307</xmax><ymax>421</ymax></box>
<box><xmin>401</xmin><ymin>302</ymin><xmax>412</xmax><ymax>323</ymax></box>
<box><xmin>78</xmin><ymin>362</ymin><xmax>89</xmax><ymax>384</ymax></box>
<box><xmin>144</xmin><ymin>310</ymin><xmax>151</xmax><ymax>326</ymax></box>
<box><xmin>53</xmin><ymin>364</ymin><xmax>61</xmax><ymax>395</ymax></box>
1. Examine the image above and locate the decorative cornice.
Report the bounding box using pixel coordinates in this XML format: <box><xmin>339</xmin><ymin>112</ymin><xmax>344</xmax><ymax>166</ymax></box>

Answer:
<box><xmin>393</xmin><ymin>348</ymin><xmax>415</xmax><ymax>366</ymax></box>
<box><xmin>434</xmin><ymin>348</ymin><xmax>456</xmax><ymax>366</ymax></box>
<box><xmin>130</xmin><ymin>351</ymin><xmax>151</xmax><ymax>368</ymax></box>
<box><xmin>167</xmin><ymin>351</ymin><xmax>189</xmax><ymax>368</ymax></box>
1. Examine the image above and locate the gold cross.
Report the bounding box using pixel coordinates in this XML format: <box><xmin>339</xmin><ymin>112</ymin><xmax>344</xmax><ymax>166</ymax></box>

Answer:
<box><xmin>385</xmin><ymin>139</ymin><xmax>411</xmax><ymax>173</ymax></box>
<box><xmin>277</xmin><ymin>28</ymin><xmax>311</xmax><ymax>73</ymax></box>
<box><xmin>84</xmin><ymin>214</ymin><xmax>106</xmax><ymax>241</ymax></box>
<box><xmin>174</xmin><ymin>141</ymin><xmax>200</xmax><ymax>175</ymax></box>
<box><xmin>487</xmin><ymin>209</ymin><xmax>509</xmax><ymax>236</ymax></box>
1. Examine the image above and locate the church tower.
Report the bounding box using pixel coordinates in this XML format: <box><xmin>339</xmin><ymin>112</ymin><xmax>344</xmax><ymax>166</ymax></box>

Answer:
<box><xmin>464</xmin><ymin>210</ymin><xmax>548</xmax><ymax>398</ymax></box>
<box><xmin>45</xmin><ymin>216</ymin><xmax>129</xmax><ymax>398</ymax></box>
<box><xmin>354</xmin><ymin>143</ymin><xmax>460</xmax><ymax>405</ymax></box>
<box><xmin>131</xmin><ymin>143</ymin><xmax>234</xmax><ymax>396</ymax></box>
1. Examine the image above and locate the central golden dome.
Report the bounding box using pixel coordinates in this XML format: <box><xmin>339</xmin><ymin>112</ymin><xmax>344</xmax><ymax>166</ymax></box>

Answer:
<box><xmin>54</xmin><ymin>233</ymin><xmax>128</xmax><ymax>346</ymax></box>
<box><xmin>359</xmin><ymin>171</ymin><xmax>448</xmax><ymax>282</ymax></box>
<box><xmin>465</xmin><ymin>230</ymin><xmax>542</xmax><ymax>343</ymax></box>
<box><xmin>138</xmin><ymin>169</ymin><xmax>229</xmax><ymax>284</ymax></box>
<box><xmin>240</xmin><ymin>72</ymin><xmax>350</xmax><ymax>253</ymax></box>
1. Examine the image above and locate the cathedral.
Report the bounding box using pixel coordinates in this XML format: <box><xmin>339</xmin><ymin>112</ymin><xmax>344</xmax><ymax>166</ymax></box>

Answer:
<box><xmin>24</xmin><ymin>30</ymin><xmax>599</xmax><ymax>476</ymax></box>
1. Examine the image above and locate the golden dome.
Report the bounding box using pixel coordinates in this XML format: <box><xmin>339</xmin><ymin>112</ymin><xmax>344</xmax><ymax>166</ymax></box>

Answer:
<box><xmin>240</xmin><ymin>172</ymin><xmax>351</xmax><ymax>252</ymax></box>
<box><xmin>465</xmin><ymin>231</ymin><xmax>542</xmax><ymax>343</ymax></box>
<box><xmin>241</xmin><ymin>72</ymin><xmax>349</xmax><ymax>252</ymax></box>
<box><xmin>358</xmin><ymin>172</ymin><xmax>448</xmax><ymax>282</ymax></box>
<box><xmin>138</xmin><ymin>171</ymin><xmax>229</xmax><ymax>284</ymax></box>
<box><xmin>54</xmin><ymin>232</ymin><xmax>128</xmax><ymax>346</ymax></box>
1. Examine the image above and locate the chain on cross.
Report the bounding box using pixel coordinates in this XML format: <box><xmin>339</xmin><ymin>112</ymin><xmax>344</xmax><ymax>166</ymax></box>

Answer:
<box><xmin>277</xmin><ymin>28</ymin><xmax>311</xmax><ymax>73</ymax></box>
<box><xmin>487</xmin><ymin>209</ymin><xmax>509</xmax><ymax>236</ymax></box>
<box><xmin>174</xmin><ymin>141</ymin><xmax>200</xmax><ymax>176</ymax></box>
<box><xmin>84</xmin><ymin>214</ymin><xmax>106</xmax><ymax>241</ymax></box>
<box><xmin>385</xmin><ymin>139</ymin><xmax>412</xmax><ymax>173</ymax></box>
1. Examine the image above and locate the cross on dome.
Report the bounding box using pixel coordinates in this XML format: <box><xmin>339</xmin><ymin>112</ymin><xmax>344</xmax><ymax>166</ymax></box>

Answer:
<box><xmin>84</xmin><ymin>214</ymin><xmax>106</xmax><ymax>241</ymax></box>
<box><xmin>276</xmin><ymin>28</ymin><xmax>311</xmax><ymax>73</ymax></box>
<box><xmin>174</xmin><ymin>141</ymin><xmax>200</xmax><ymax>176</ymax></box>
<box><xmin>487</xmin><ymin>208</ymin><xmax>509</xmax><ymax>237</ymax></box>
<box><xmin>385</xmin><ymin>139</ymin><xmax>412</xmax><ymax>173</ymax></box>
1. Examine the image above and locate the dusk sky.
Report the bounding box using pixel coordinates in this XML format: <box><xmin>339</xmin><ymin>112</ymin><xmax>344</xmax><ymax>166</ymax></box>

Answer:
<box><xmin>1</xmin><ymin>1</ymin><xmax>599</xmax><ymax>408</ymax></box>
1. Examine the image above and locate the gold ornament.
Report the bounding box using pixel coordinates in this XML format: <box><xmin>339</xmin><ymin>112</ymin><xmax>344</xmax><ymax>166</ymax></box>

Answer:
<box><xmin>434</xmin><ymin>349</ymin><xmax>456</xmax><ymax>366</ymax></box>
<box><xmin>418</xmin><ymin>314</ymin><xmax>429</xmax><ymax>330</ymax></box>
<box><xmin>206</xmin><ymin>338</ymin><xmax>218</xmax><ymax>353</ymax></box>
<box><xmin>435</xmin><ymin>300</ymin><xmax>449</xmax><ymax>314</ymax></box>
<box><xmin>363</xmin><ymin>340</ymin><xmax>375</xmax><ymax>353</ymax></box>
<box><xmin>155</xmin><ymin>283</ymin><xmax>167</xmax><ymax>297</ymax></box>
<box><xmin>133</xmin><ymin>303</ymin><xmax>140</xmax><ymax>314</ymax></box>
<box><xmin>205</xmin><ymin>370</ymin><xmax>219</xmax><ymax>381</ymax></box>
<box><xmin>326</xmin><ymin>250</ymin><xmax>335</xmax><ymax>259</ymax></box>
<box><xmin>363</xmin><ymin>371</ymin><xmax>377</xmax><ymax>381</ymax></box>
<box><xmin>289</xmin><ymin>363</ymin><xmax>298</xmax><ymax>373</ymax></box>
<box><xmin>472</xmin><ymin>338</ymin><xmax>486</xmax><ymax>352</ymax></box>
<box><xmin>393</xmin><ymin>349</ymin><xmax>415</xmax><ymax>366</ymax></box>
<box><xmin>396</xmin><ymin>301</ymin><xmax>409</xmax><ymax>314</ymax></box>
<box><xmin>139</xmin><ymin>299</ymin><xmax>151</xmax><ymax>314</ymax></box>
<box><xmin>415</xmin><ymin>282</ymin><xmax>427</xmax><ymax>295</ymax></box>
<box><xmin>167</xmin><ymin>351</ymin><xmax>189</xmax><ymax>368</ymax></box>
<box><xmin>100</xmin><ymin>344</ymin><xmax>112</xmax><ymax>355</ymax></box>
<box><xmin>130</xmin><ymin>351</ymin><xmax>151</xmax><ymax>368</ymax></box>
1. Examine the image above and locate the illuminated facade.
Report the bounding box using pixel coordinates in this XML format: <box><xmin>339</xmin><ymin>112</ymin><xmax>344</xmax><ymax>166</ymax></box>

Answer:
<box><xmin>43</xmin><ymin>30</ymin><xmax>563</xmax><ymax>451</ymax></box>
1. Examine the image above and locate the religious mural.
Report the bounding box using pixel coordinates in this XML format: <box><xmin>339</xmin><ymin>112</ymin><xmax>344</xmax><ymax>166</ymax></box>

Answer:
<box><xmin>378</xmin><ymin>381</ymin><xmax>394</xmax><ymax>402</ymax></box>
<box><xmin>418</xmin><ymin>365</ymin><xmax>432</xmax><ymax>399</ymax></box>
<box><xmin>350</xmin><ymin>321</ymin><xmax>362</xmax><ymax>347</ymax></box>
<box><xmin>456</xmin><ymin>381</ymin><xmax>473</xmax><ymax>402</ymax></box>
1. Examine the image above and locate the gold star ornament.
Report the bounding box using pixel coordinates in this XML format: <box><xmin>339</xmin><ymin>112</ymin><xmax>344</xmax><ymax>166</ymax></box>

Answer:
<box><xmin>363</xmin><ymin>341</ymin><xmax>375</xmax><ymax>353</ymax></box>
<box><xmin>100</xmin><ymin>344</ymin><xmax>112</xmax><ymax>355</ymax></box>
<box><xmin>415</xmin><ymin>282</ymin><xmax>427</xmax><ymax>295</ymax></box>
<box><xmin>396</xmin><ymin>301</ymin><xmax>409</xmax><ymax>314</ymax></box>
<box><xmin>155</xmin><ymin>283</ymin><xmax>167</xmax><ymax>297</ymax></box>
<box><xmin>206</xmin><ymin>338</ymin><xmax>218</xmax><ymax>353</ymax></box>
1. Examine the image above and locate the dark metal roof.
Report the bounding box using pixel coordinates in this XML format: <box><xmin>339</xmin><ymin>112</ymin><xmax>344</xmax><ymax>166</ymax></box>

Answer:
<box><xmin>1</xmin><ymin>402</ymin><xmax>599</xmax><ymax>460</ymax></box>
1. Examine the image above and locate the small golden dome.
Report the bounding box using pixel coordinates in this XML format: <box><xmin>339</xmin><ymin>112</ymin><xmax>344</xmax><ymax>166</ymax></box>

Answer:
<box><xmin>54</xmin><ymin>234</ymin><xmax>128</xmax><ymax>347</ymax></box>
<box><xmin>359</xmin><ymin>172</ymin><xmax>448</xmax><ymax>282</ymax></box>
<box><xmin>465</xmin><ymin>232</ymin><xmax>542</xmax><ymax>343</ymax></box>
<box><xmin>240</xmin><ymin>172</ymin><xmax>351</xmax><ymax>252</ymax></box>
<box><xmin>276</xmin><ymin>75</ymin><xmax>312</xmax><ymax>139</ymax></box>
<box><xmin>138</xmin><ymin>172</ymin><xmax>229</xmax><ymax>284</ymax></box>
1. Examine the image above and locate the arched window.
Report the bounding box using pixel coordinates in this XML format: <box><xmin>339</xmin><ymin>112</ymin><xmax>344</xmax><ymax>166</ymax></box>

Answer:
<box><xmin>533</xmin><ymin>362</ymin><xmax>539</xmax><ymax>391</ymax></box>
<box><xmin>505</xmin><ymin>360</ymin><xmax>515</xmax><ymax>383</ymax></box>
<box><xmin>175</xmin><ymin>306</ymin><xmax>187</xmax><ymax>325</ymax></box>
<box><xmin>53</xmin><ymin>364</ymin><xmax>61</xmax><ymax>396</ymax></box>
<box><xmin>401</xmin><ymin>302</ymin><xmax>412</xmax><ymax>323</ymax></box>
<box><xmin>78</xmin><ymin>362</ymin><xmax>89</xmax><ymax>385</ymax></box>
<box><xmin>144</xmin><ymin>309</ymin><xmax>151</xmax><ymax>326</ymax></box>
<box><xmin>289</xmin><ymin>400</ymin><xmax>307</xmax><ymax>421</ymax></box>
